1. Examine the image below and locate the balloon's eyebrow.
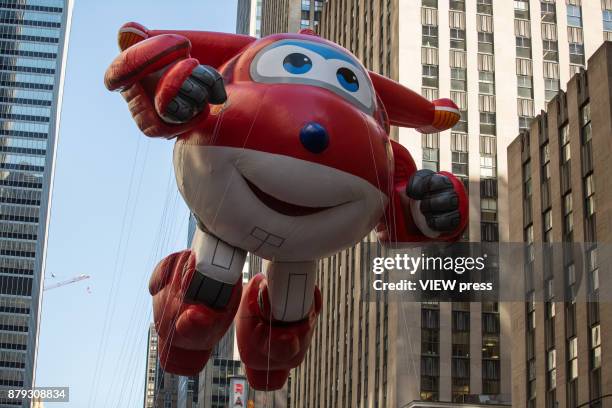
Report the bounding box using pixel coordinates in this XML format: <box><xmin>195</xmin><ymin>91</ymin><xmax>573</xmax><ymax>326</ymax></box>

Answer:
<box><xmin>272</xmin><ymin>40</ymin><xmax>358</xmax><ymax>67</ymax></box>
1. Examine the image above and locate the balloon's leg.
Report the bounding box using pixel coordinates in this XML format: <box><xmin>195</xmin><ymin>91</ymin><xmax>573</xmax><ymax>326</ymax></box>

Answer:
<box><xmin>235</xmin><ymin>263</ymin><xmax>321</xmax><ymax>391</ymax></box>
<box><xmin>151</xmin><ymin>227</ymin><xmax>246</xmax><ymax>376</ymax></box>
<box><xmin>185</xmin><ymin>227</ymin><xmax>246</xmax><ymax>305</ymax></box>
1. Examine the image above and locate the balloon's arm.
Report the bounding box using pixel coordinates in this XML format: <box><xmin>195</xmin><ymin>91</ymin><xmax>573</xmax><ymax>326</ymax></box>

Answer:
<box><xmin>376</xmin><ymin>140</ymin><xmax>468</xmax><ymax>244</ymax></box>
<box><xmin>369</xmin><ymin>71</ymin><xmax>461</xmax><ymax>134</ymax></box>
<box><xmin>115</xmin><ymin>22</ymin><xmax>256</xmax><ymax>68</ymax></box>
<box><xmin>104</xmin><ymin>23</ymin><xmax>255</xmax><ymax>139</ymax></box>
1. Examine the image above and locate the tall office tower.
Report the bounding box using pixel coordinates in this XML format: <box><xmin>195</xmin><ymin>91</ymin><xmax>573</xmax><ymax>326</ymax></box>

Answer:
<box><xmin>177</xmin><ymin>375</ymin><xmax>198</xmax><ymax>408</ymax></box>
<box><xmin>287</xmin><ymin>2</ymin><xmax>511</xmax><ymax>408</ymax></box>
<box><xmin>401</xmin><ymin>0</ymin><xmax>609</xmax><ymax>244</ymax></box>
<box><xmin>284</xmin><ymin>1</ymin><xmax>612</xmax><ymax>407</ymax></box>
<box><xmin>508</xmin><ymin>42</ymin><xmax>612</xmax><ymax>408</ymax></box>
<box><xmin>196</xmin><ymin>327</ymin><xmax>244</xmax><ymax>408</ymax></box>
<box><xmin>236</xmin><ymin>0</ymin><xmax>263</xmax><ymax>37</ymax></box>
<box><xmin>144</xmin><ymin>324</ymin><xmax>159</xmax><ymax>408</ymax></box>
<box><xmin>0</xmin><ymin>1</ymin><xmax>72</xmax><ymax>406</ymax></box>
<box><xmin>144</xmin><ymin>324</ymin><xmax>180</xmax><ymax>408</ymax></box>
<box><xmin>260</xmin><ymin>0</ymin><xmax>324</xmax><ymax>36</ymax></box>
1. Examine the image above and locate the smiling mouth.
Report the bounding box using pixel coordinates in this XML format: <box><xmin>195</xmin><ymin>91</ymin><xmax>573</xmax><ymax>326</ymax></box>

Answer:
<box><xmin>243</xmin><ymin>177</ymin><xmax>340</xmax><ymax>217</ymax></box>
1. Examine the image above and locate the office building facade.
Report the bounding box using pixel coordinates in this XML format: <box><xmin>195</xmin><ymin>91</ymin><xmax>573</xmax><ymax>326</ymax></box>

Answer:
<box><xmin>255</xmin><ymin>0</ymin><xmax>612</xmax><ymax>406</ymax></box>
<box><xmin>289</xmin><ymin>1</ymin><xmax>513</xmax><ymax>407</ymax></box>
<box><xmin>260</xmin><ymin>0</ymin><xmax>324</xmax><ymax>36</ymax></box>
<box><xmin>508</xmin><ymin>41</ymin><xmax>612</xmax><ymax>408</ymax></box>
<box><xmin>144</xmin><ymin>323</ymin><xmax>180</xmax><ymax>408</ymax></box>
<box><xmin>0</xmin><ymin>1</ymin><xmax>72</xmax><ymax>406</ymax></box>
<box><xmin>236</xmin><ymin>0</ymin><xmax>263</xmax><ymax>38</ymax></box>
<box><xmin>397</xmin><ymin>0</ymin><xmax>611</xmax><ymax>245</ymax></box>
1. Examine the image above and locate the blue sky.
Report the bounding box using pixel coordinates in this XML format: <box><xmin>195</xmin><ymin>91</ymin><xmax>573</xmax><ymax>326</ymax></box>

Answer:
<box><xmin>35</xmin><ymin>1</ymin><xmax>238</xmax><ymax>406</ymax></box>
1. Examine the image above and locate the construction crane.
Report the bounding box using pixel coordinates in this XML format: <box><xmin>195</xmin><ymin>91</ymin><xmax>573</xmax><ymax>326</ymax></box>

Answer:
<box><xmin>44</xmin><ymin>274</ymin><xmax>91</xmax><ymax>291</ymax></box>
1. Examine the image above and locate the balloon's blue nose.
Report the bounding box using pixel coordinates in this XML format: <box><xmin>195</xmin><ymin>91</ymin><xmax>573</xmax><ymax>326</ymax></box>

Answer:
<box><xmin>300</xmin><ymin>122</ymin><xmax>329</xmax><ymax>154</ymax></box>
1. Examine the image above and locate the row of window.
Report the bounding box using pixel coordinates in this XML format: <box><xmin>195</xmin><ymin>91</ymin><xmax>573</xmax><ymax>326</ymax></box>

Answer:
<box><xmin>522</xmin><ymin>98</ymin><xmax>603</xmax><ymax>407</ymax></box>
<box><xmin>421</xmin><ymin>0</ymin><xmax>501</xmax><ymax>242</ymax></box>
<box><xmin>0</xmin><ymin>55</ymin><xmax>56</xmax><ymax>70</ymax></box>
<box><xmin>0</xmin><ymin>17</ymin><xmax>61</xmax><ymax>30</ymax></box>
<box><xmin>0</xmin><ymin>23</ymin><xmax>60</xmax><ymax>39</ymax></box>
<box><xmin>1</xmin><ymin>120</ymin><xmax>50</xmax><ymax>136</ymax></box>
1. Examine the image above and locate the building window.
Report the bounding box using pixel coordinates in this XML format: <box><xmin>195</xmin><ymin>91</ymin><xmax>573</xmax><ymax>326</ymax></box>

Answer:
<box><xmin>543</xmin><ymin>210</ymin><xmax>552</xmax><ymax>242</ymax></box>
<box><xmin>483</xmin><ymin>359</ymin><xmax>500</xmax><ymax>394</ymax></box>
<box><xmin>422</xmin><ymin>65</ymin><xmax>439</xmax><ymax>88</ymax></box>
<box><xmin>423</xmin><ymin>25</ymin><xmax>439</xmax><ymax>47</ymax></box>
<box><xmin>560</xmin><ymin>125</ymin><xmax>571</xmax><ymax>163</ymax></box>
<box><xmin>604</xmin><ymin>10</ymin><xmax>612</xmax><ymax>32</ymax></box>
<box><xmin>421</xmin><ymin>305</ymin><xmax>440</xmax><ymax>401</ymax></box>
<box><xmin>454</xmin><ymin>110</ymin><xmax>469</xmax><ymax>132</ymax></box>
<box><xmin>480</xmin><ymin>154</ymin><xmax>496</xmax><ymax>178</ymax></box>
<box><xmin>480</xmin><ymin>135</ymin><xmax>496</xmax><ymax>156</ymax></box>
<box><xmin>569</xmin><ymin>43</ymin><xmax>585</xmax><ymax>65</ymax></box>
<box><xmin>588</xmin><ymin>248</ymin><xmax>599</xmax><ymax>292</ymax></box>
<box><xmin>479</xmin><ymin>71</ymin><xmax>495</xmax><ymax>94</ymax></box>
<box><xmin>423</xmin><ymin>148</ymin><xmax>439</xmax><ymax>171</ymax></box>
<box><xmin>481</xmin><ymin>198</ymin><xmax>497</xmax><ymax>223</ymax></box>
<box><xmin>519</xmin><ymin>116</ymin><xmax>533</xmax><ymax>130</ymax></box>
<box><xmin>516</xmin><ymin>36</ymin><xmax>532</xmax><ymax>58</ymax></box>
<box><xmin>584</xmin><ymin>174</ymin><xmax>595</xmax><ymax>217</ymax></box>
<box><xmin>482</xmin><ymin>306</ymin><xmax>500</xmax><ymax>407</ymax></box>
<box><xmin>517</xmin><ymin>75</ymin><xmax>534</xmax><ymax>98</ymax></box>
<box><xmin>567</xmin><ymin>4</ymin><xmax>582</xmax><ymax>27</ymax></box>
<box><xmin>450</xmin><ymin>28</ymin><xmax>466</xmax><ymax>50</ymax></box>
<box><xmin>478</xmin><ymin>32</ymin><xmax>494</xmax><ymax>54</ymax></box>
<box><xmin>527</xmin><ymin>298</ymin><xmax>537</xmax><ymax>405</ymax></box>
<box><xmin>514</xmin><ymin>0</ymin><xmax>530</xmax><ymax>19</ymax></box>
<box><xmin>547</xmin><ymin>349</ymin><xmax>557</xmax><ymax>390</ymax></box>
<box><xmin>525</xmin><ymin>224</ymin><xmax>534</xmax><ymax>263</ymax></box>
<box><xmin>541</xmin><ymin>2</ymin><xmax>556</xmax><ymax>23</ymax></box>
<box><xmin>541</xmin><ymin>143</ymin><xmax>551</xmax><ymax>181</ymax></box>
<box><xmin>545</xmin><ymin>78</ymin><xmax>560</xmax><ymax>101</ymax></box>
<box><xmin>477</xmin><ymin>0</ymin><xmax>493</xmax><ymax>15</ymax></box>
<box><xmin>590</xmin><ymin>324</ymin><xmax>601</xmax><ymax>369</ymax></box>
<box><xmin>452</xmin><ymin>132</ymin><xmax>468</xmax><ymax>152</ymax></box>
<box><xmin>581</xmin><ymin>103</ymin><xmax>592</xmax><ymax>144</ymax></box>
<box><xmin>543</xmin><ymin>40</ymin><xmax>559</xmax><ymax>62</ymax></box>
<box><xmin>483</xmin><ymin>312</ymin><xmax>500</xmax><ymax>336</ymax></box>
<box><xmin>563</xmin><ymin>193</ymin><xmax>573</xmax><ymax>235</ymax></box>
<box><xmin>450</xmin><ymin>0</ymin><xmax>465</xmax><ymax>11</ymax></box>
<box><xmin>480</xmin><ymin>112</ymin><xmax>496</xmax><ymax>135</ymax></box>
<box><xmin>422</xmin><ymin>327</ymin><xmax>439</xmax><ymax>356</ymax></box>
<box><xmin>452</xmin><ymin>307</ymin><xmax>470</xmax><ymax>402</ymax></box>
<box><xmin>452</xmin><ymin>151</ymin><xmax>469</xmax><ymax>177</ymax></box>
<box><xmin>422</xmin><ymin>0</ymin><xmax>438</xmax><ymax>7</ymax></box>
<box><xmin>451</xmin><ymin>68</ymin><xmax>467</xmax><ymax>91</ymax></box>
<box><xmin>568</xmin><ymin>337</ymin><xmax>578</xmax><ymax>380</ymax></box>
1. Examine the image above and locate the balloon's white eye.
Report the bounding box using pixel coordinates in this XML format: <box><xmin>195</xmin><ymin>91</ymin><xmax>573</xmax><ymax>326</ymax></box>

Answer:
<box><xmin>250</xmin><ymin>40</ymin><xmax>375</xmax><ymax>114</ymax></box>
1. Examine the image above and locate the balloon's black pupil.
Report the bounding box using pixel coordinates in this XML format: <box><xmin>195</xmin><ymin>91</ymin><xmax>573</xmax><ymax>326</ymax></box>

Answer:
<box><xmin>338</xmin><ymin>67</ymin><xmax>358</xmax><ymax>84</ymax></box>
<box><xmin>284</xmin><ymin>53</ymin><xmax>310</xmax><ymax>67</ymax></box>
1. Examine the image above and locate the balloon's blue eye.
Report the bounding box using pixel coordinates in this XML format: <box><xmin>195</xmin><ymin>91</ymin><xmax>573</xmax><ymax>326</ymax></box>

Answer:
<box><xmin>336</xmin><ymin>67</ymin><xmax>359</xmax><ymax>92</ymax></box>
<box><xmin>283</xmin><ymin>53</ymin><xmax>312</xmax><ymax>74</ymax></box>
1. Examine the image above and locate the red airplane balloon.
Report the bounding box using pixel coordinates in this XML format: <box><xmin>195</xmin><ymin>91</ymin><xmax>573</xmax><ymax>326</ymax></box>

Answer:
<box><xmin>105</xmin><ymin>22</ymin><xmax>468</xmax><ymax>390</ymax></box>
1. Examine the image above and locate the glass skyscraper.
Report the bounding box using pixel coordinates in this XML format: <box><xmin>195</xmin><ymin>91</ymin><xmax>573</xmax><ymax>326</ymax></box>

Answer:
<box><xmin>0</xmin><ymin>1</ymin><xmax>72</xmax><ymax>406</ymax></box>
